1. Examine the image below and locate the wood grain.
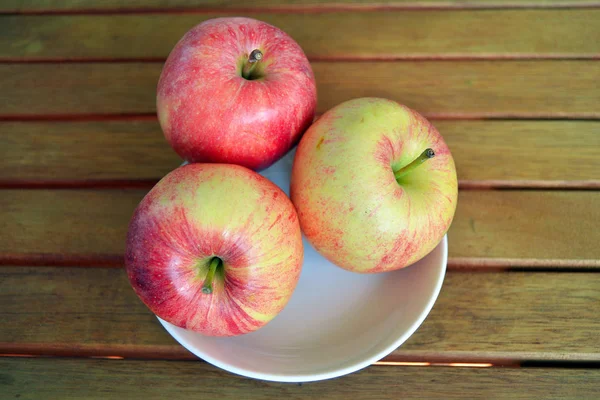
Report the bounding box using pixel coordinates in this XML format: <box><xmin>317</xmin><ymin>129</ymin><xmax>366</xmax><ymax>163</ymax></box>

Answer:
<box><xmin>1</xmin><ymin>358</ymin><xmax>600</xmax><ymax>400</ymax></box>
<box><xmin>1</xmin><ymin>267</ymin><xmax>599</xmax><ymax>361</ymax></box>
<box><xmin>0</xmin><ymin>1</ymin><xmax>597</xmax><ymax>395</ymax></box>
<box><xmin>0</xmin><ymin>190</ymin><xmax>140</xmax><ymax>261</ymax></box>
<box><xmin>0</xmin><ymin>121</ymin><xmax>180</xmax><ymax>185</ymax></box>
<box><xmin>3</xmin><ymin>0</ymin><xmax>599</xmax><ymax>13</ymax></box>
<box><xmin>1</xmin><ymin>61</ymin><xmax>599</xmax><ymax>118</ymax></box>
<box><xmin>451</xmin><ymin>191</ymin><xmax>600</xmax><ymax>265</ymax></box>
<box><xmin>1</xmin><ymin>190</ymin><xmax>598</xmax><ymax>266</ymax></box>
<box><xmin>0</xmin><ymin>63</ymin><xmax>159</xmax><ymax>116</ymax></box>
<box><xmin>440</xmin><ymin>120</ymin><xmax>600</xmax><ymax>188</ymax></box>
<box><xmin>2</xmin><ymin>11</ymin><xmax>599</xmax><ymax>60</ymax></box>
<box><xmin>2</xmin><ymin>120</ymin><xmax>599</xmax><ymax>188</ymax></box>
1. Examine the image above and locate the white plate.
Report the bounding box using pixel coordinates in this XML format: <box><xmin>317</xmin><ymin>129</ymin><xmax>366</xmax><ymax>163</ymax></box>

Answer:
<box><xmin>158</xmin><ymin>150</ymin><xmax>447</xmax><ymax>382</ymax></box>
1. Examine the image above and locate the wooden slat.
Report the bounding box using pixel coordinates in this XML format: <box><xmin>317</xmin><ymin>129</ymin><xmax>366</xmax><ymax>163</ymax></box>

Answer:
<box><xmin>0</xmin><ymin>63</ymin><xmax>158</xmax><ymax>116</ymax></box>
<box><xmin>0</xmin><ymin>120</ymin><xmax>180</xmax><ymax>186</ymax></box>
<box><xmin>1</xmin><ymin>358</ymin><xmax>600</xmax><ymax>400</ymax></box>
<box><xmin>0</xmin><ymin>190</ymin><xmax>140</xmax><ymax>263</ymax></box>
<box><xmin>1</xmin><ymin>120</ymin><xmax>599</xmax><ymax>188</ymax></box>
<box><xmin>1</xmin><ymin>190</ymin><xmax>598</xmax><ymax>267</ymax></box>
<box><xmin>1</xmin><ymin>61</ymin><xmax>599</xmax><ymax>118</ymax></box>
<box><xmin>2</xmin><ymin>11</ymin><xmax>599</xmax><ymax>60</ymax></box>
<box><xmin>3</xmin><ymin>0</ymin><xmax>600</xmax><ymax>13</ymax></box>
<box><xmin>441</xmin><ymin>120</ymin><xmax>600</xmax><ymax>189</ymax></box>
<box><xmin>450</xmin><ymin>191</ymin><xmax>600</xmax><ymax>267</ymax></box>
<box><xmin>1</xmin><ymin>267</ymin><xmax>599</xmax><ymax>361</ymax></box>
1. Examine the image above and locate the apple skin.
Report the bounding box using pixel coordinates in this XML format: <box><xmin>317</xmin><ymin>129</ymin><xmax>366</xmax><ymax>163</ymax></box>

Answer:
<box><xmin>126</xmin><ymin>163</ymin><xmax>303</xmax><ymax>336</ymax></box>
<box><xmin>157</xmin><ymin>17</ymin><xmax>317</xmax><ymax>171</ymax></box>
<box><xmin>290</xmin><ymin>98</ymin><xmax>457</xmax><ymax>273</ymax></box>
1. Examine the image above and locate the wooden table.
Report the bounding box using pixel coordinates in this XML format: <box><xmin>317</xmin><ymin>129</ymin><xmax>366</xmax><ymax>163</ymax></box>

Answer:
<box><xmin>1</xmin><ymin>1</ymin><xmax>599</xmax><ymax>398</ymax></box>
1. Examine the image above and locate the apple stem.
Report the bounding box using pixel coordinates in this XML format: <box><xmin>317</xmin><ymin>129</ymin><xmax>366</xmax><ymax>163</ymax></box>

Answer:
<box><xmin>394</xmin><ymin>148</ymin><xmax>435</xmax><ymax>180</ymax></box>
<box><xmin>242</xmin><ymin>49</ymin><xmax>263</xmax><ymax>80</ymax></box>
<box><xmin>201</xmin><ymin>257</ymin><xmax>222</xmax><ymax>295</ymax></box>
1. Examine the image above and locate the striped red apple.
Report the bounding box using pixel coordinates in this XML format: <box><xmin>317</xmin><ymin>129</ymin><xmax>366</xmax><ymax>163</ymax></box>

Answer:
<box><xmin>157</xmin><ymin>17</ymin><xmax>317</xmax><ymax>171</ymax></box>
<box><xmin>291</xmin><ymin>98</ymin><xmax>458</xmax><ymax>273</ymax></box>
<box><xmin>126</xmin><ymin>164</ymin><xmax>303</xmax><ymax>336</ymax></box>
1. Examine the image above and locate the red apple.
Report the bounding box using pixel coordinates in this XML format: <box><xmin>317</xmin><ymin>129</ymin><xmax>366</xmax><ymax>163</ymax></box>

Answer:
<box><xmin>157</xmin><ymin>17</ymin><xmax>317</xmax><ymax>170</ymax></box>
<box><xmin>126</xmin><ymin>163</ymin><xmax>303</xmax><ymax>336</ymax></box>
<box><xmin>291</xmin><ymin>98</ymin><xmax>458</xmax><ymax>273</ymax></box>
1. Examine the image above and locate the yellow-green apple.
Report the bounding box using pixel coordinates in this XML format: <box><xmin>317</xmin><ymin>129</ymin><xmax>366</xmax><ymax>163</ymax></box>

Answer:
<box><xmin>157</xmin><ymin>17</ymin><xmax>317</xmax><ymax>171</ymax></box>
<box><xmin>126</xmin><ymin>163</ymin><xmax>303</xmax><ymax>336</ymax></box>
<box><xmin>291</xmin><ymin>98</ymin><xmax>457</xmax><ymax>273</ymax></box>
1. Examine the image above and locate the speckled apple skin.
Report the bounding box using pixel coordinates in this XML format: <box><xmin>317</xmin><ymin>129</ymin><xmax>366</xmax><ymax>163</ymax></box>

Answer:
<box><xmin>157</xmin><ymin>17</ymin><xmax>317</xmax><ymax>171</ymax></box>
<box><xmin>126</xmin><ymin>164</ymin><xmax>303</xmax><ymax>336</ymax></box>
<box><xmin>291</xmin><ymin>98</ymin><xmax>457</xmax><ymax>273</ymax></box>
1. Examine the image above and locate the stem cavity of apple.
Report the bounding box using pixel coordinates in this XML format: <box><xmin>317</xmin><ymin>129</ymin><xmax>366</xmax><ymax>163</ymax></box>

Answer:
<box><xmin>241</xmin><ymin>49</ymin><xmax>263</xmax><ymax>80</ymax></box>
<box><xmin>201</xmin><ymin>257</ymin><xmax>223</xmax><ymax>295</ymax></box>
<box><xmin>393</xmin><ymin>148</ymin><xmax>435</xmax><ymax>181</ymax></box>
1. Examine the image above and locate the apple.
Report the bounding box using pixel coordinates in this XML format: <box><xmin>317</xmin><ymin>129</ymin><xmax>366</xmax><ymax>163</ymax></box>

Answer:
<box><xmin>290</xmin><ymin>98</ymin><xmax>458</xmax><ymax>273</ymax></box>
<box><xmin>125</xmin><ymin>163</ymin><xmax>303</xmax><ymax>336</ymax></box>
<box><xmin>157</xmin><ymin>17</ymin><xmax>317</xmax><ymax>171</ymax></box>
